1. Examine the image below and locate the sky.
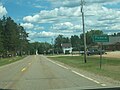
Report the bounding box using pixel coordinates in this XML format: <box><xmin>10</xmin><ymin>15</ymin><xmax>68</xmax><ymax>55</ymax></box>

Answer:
<box><xmin>0</xmin><ymin>0</ymin><xmax>120</xmax><ymax>43</ymax></box>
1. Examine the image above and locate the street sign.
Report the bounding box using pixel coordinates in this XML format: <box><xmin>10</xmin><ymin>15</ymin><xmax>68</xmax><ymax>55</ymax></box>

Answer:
<box><xmin>93</xmin><ymin>35</ymin><xmax>109</xmax><ymax>69</ymax></box>
<box><xmin>93</xmin><ymin>35</ymin><xmax>109</xmax><ymax>42</ymax></box>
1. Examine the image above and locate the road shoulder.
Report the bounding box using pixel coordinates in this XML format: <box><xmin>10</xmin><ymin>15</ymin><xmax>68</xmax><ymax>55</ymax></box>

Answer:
<box><xmin>46</xmin><ymin>56</ymin><xmax>120</xmax><ymax>87</ymax></box>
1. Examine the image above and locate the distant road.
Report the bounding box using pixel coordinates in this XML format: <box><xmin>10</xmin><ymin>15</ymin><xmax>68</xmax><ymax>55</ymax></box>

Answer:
<box><xmin>0</xmin><ymin>55</ymin><xmax>107</xmax><ymax>90</ymax></box>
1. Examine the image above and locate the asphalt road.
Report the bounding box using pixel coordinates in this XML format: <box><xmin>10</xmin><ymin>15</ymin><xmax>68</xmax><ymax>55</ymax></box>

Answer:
<box><xmin>0</xmin><ymin>55</ymin><xmax>108</xmax><ymax>90</ymax></box>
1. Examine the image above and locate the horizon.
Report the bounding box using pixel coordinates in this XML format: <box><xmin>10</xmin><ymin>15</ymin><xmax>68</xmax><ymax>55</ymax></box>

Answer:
<box><xmin>0</xmin><ymin>0</ymin><xmax>120</xmax><ymax>43</ymax></box>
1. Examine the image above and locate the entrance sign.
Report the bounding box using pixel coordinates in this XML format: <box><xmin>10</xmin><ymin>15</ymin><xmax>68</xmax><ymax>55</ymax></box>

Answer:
<box><xmin>93</xmin><ymin>35</ymin><xmax>109</xmax><ymax>42</ymax></box>
<box><xmin>93</xmin><ymin>35</ymin><xmax>109</xmax><ymax>69</ymax></box>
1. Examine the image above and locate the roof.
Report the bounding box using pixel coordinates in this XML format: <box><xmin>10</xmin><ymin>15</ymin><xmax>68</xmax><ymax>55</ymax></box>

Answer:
<box><xmin>61</xmin><ymin>43</ymin><xmax>72</xmax><ymax>48</ymax></box>
<box><xmin>103</xmin><ymin>36</ymin><xmax>120</xmax><ymax>45</ymax></box>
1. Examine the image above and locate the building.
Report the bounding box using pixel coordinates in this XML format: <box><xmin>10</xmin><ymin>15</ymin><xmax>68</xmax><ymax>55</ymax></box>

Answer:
<box><xmin>61</xmin><ymin>43</ymin><xmax>73</xmax><ymax>54</ymax></box>
<box><xmin>103</xmin><ymin>36</ymin><xmax>120</xmax><ymax>51</ymax></box>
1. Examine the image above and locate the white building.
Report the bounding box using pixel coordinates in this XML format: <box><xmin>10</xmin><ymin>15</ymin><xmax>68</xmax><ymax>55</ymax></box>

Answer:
<box><xmin>61</xmin><ymin>43</ymin><xmax>73</xmax><ymax>54</ymax></box>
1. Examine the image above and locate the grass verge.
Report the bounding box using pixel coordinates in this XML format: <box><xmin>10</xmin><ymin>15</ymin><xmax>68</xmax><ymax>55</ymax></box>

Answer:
<box><xmin>48</xmin><ymin>55</ymin><xmax>120</xmax><ymax>81</ymax></box>
<box><xmin>0</xmin><ymin>56</ymin><xmax>26</xmax><ymax>67</ymax></box>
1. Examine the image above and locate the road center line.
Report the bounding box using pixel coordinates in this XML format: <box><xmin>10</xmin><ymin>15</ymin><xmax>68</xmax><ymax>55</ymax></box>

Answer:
<box><xmin>21</xmin><ymin>67</ymin><xmax>26</xmax><ymax>72</ymax></box>
<box><xmin>47</xmin><ymin>58</ymin><xmax>106</xmax><ymax>87</ymax></box>
<box><xmin>28</xmin><ymin>63</ymin><xmax>31</xmax><ymax>65</ymax></box>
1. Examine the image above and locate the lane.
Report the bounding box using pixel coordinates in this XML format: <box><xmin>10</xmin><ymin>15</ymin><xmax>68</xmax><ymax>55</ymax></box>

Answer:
<box><xmin>0</xmin><ymin>55</ymin><xmax>105</xmax><ymax>90</ymax></box>
<box><xmin>0</xmin><ymin>56</ymin><xmax>33</xmax><ymax>89</ymax></box>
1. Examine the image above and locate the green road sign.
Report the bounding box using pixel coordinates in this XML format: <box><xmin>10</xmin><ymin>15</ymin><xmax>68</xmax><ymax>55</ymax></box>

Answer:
<box><xmin>93</xmin><ymin>35</ymin><xmax>109</xmax><ymax>42</ymax></box>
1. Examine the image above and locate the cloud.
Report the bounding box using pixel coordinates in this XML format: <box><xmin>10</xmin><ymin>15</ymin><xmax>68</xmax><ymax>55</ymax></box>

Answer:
<box><xmin>23</xmin><ymin>7</ymin><xmax>81</xmax><ymax>23</ymax></box>
<box><xmin>27</xmin><ymin>30</ymin><xmax>61</xmax><ymax>43</ymax></box>
<box><xmin>78</xmin><ymin>4</ymin><xmax>120</xmax><ymax>33</ymax></box>
<box><xmin>48</xmin><ymin>0</ymin><xmax>120</xmax><ymax>7</ymax></box>
<box><xmin>51</xmin><ymin>22</ymin><xmax>81</xmax><ymax>31</ymax></box>
<box><xmin>28</xmin><ymin>31</ymin><xmax>56</xmax><ymax>39</ymax></box>
<box><xmin>0</xmin><ymin>4</ymin><xmax>7</xmax><ymax>18</ymax></box>
<box><xmin>52</xmin><ymin>22</ymin><xmax>73</xmax><ymax>30</ymax></box>
<box><xmin>49</xmin><ymin>0</ymin><xmax>80</xmax><ymax>8</ymax></box>
<box><xmin>39</xmin><ymin>31</ymin><xmax>55</xmax><ymax>37</ymax></box>
<box><xmin>21</xmin><ymin>23</ymin><xmax>34</xmax><ymax>29</ymax></box>
<box><xmin>34</xmin><ymin>26</ymin><xmax>44</xmax><ymax>30</ymax></box>
<box><xmin>110</xmin><ymin>24</ymin><xmax>120</xmax><ymax>30</ymax></box>
<box><xmin>34</xmin><ymin>5</ymin><xmax>45</xmax><ymax>8</ymax></box>
<box><xmin>23</xmin><ymin>15</ymin><xmax>39</xmax><ymax>22</ymax></box>
<box><xmin>23</xmin><ymin>0</ymin><xmax>120</xmax><ymax>41</ymax></box>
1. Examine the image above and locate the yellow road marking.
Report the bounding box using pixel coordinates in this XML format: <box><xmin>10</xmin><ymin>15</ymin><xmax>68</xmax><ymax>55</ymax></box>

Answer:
<box><xmin>28</xmin><ymin>63</ymin><xmax>31</xmax><ymax>65</ymax></box>
<box><xmin>21</xmin><ymin>68</ymin><xmax>26</xmax><ymax>72</ymax></box>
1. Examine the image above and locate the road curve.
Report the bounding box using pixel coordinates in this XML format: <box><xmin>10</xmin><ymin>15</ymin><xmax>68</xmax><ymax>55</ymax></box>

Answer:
<box><xmin>0</xmin><ymin>55</ymin><xmax>105</xmax><ymax>90</ymax></box>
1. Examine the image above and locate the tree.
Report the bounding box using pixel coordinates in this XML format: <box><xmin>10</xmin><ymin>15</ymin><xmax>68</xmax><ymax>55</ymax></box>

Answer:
<box><xmin>1</xmin><ymin>17</ymin><xmax>22</xmax><ymax>56</ymax></box>
<box><xmin>86</xmin><ymin>30</ymin><xmax>103</xmax><ymax>45</ymax></box>
<box><xmin>117</xmin><ymin>32</ymin><xmax>120</xmax><ymax>36</ymax></box>
<box><xmin>0</xmin><ymin>16</ymin><xmax>29</xmax><ymax>57</ymax></box>
<box><xmin>111</xmin><ymin>32</ymin><xmax>120</xmax><ymax>36</ymax></box>
<box><xmin>80</xmin><ymin>30</ymin><xmax>103</xmax><ymax>46</ymax></box>
<box><xmin>0</xmin><ymin>19</ymin><xmax>4</xmax><ymax>55</ymax></box>
<box><xmin>28</xmin><ymin>42</ymin><xmax>52</xmax><ymax>54</ymax></box>
<box><xmin>18</xmin><ymin>25</ymin><xmax>29</xmax><ymax>56</ymax></box>
<box><xmin>54</xmin><ymin>35</ymin><xmax>70</xmax><ymax>53</ymax></box>
<box><xmin>71</xmin><ymin>35</ymin><xmax>80</xmax><ymax>51</ymax></box>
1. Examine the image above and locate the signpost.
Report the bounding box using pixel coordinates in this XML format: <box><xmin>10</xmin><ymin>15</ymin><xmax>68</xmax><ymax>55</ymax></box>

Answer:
<box><xmin>93</xmin><ymin>35</ymin><xmax>109</xmax><ymax>69</ymax></box>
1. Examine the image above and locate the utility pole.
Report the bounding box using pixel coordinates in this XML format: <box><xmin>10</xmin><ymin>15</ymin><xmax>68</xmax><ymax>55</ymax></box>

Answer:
<box><xmin>81</xmin><ymin>0</ymin><xmax>87</xmax><ymax>63</ymax></box>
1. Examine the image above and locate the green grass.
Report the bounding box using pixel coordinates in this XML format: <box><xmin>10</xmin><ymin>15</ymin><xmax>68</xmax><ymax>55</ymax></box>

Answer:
<box><xmin>48</xmin><ymin>56</ymin><xmax>120</xmax><ymax>81</ymax></box>
<box><xmin>0</xmin><ymin>56</ymin><xmax>26</xmax><ymax>67</ymax></box>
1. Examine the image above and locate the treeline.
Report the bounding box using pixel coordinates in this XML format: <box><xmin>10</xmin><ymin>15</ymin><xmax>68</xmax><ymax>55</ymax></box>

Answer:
<box><xmin>16</xmin><ymin>30</ymin><xmax>120</xmax><ymax>55</ymax></box>
<box><xmin>54</xmin><ymin>30</ymin><xmax>120</xmax><ymax>53</ymax></box>
<box><xmin>0</xmin><ymin>16</ymin><xmax>29</xmax><ymax>57</ymax></box>
<box><xmin>29</xmin><ymin>42</ymin><xmax>52</xmax><ymax>55</ymax></box>
<box><xmin>30</xmin><ymin>30</ymin><xmax>120</xmax><ymax>54</ymax></box>
<box><xmin>30</xmin><ymin>30</ymin><xmax>104</xmax><ymax>54</ymax></box>
<box><xmin>1</xmin><ymin>16</ymin><xmax>119</xmax><ymax>56</ymax></box>
<box><xmin>54</xmin><ymin>30</ymin><xmax>103</xmax><ymax>53</ymax></box>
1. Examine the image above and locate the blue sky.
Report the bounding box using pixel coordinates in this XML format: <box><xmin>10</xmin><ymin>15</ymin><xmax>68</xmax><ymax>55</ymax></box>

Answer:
<box><xmin>0</xmin><ymin>0</ymin><xmax>120</xmax><ymax>43</ymax></box>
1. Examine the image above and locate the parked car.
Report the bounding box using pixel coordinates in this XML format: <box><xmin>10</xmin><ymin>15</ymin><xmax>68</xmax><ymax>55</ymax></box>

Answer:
<box><xmin>89</xmin><ymin>49</ymin><xmax>105</xmax><ymax>55</ymax></box>
<box><xmin>79</xmin><ymin>51</ymin><xmax>91</xmax><ymax>56</ymax></box>
<box><xmin>80</xmin><ymin>49</ymin><xmax>105</xmax><ymax>55</ymax></box>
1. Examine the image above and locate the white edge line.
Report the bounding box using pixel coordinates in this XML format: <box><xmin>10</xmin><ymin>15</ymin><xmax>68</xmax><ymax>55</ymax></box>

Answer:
<box><xmin>47</xmin><ymin>59</ymin><xmax>106</xmax><ymax>86</ymax></box>
<box><xmin>72</xmin><ymin>70</ymin><xmax>99</xmax><ymax>83</ymax></box>
<box><xmin>101</xmin><ymin>84</ymin><xmax>107</xmax><ymax>86</ymax></box>
<box><xmin>48</xmin><ymin>59</ymin><xmax>68</xmax><ymax>69</ymax></box>
<box><xmin>72</xmin><ymin>70</ymin><xmax>106</xmax><ymax>86</ymax></box>
<box><xmin>56</xmin><ymin>63</ymin><xmax>69</xmax><ymax>69</ymax></box>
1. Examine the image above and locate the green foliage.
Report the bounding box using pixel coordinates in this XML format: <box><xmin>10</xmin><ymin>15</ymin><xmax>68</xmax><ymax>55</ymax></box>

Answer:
<box><xmin>29</xmin><ymin>42</ymin><xmax>52</xmax><ymax>54</ymax></box>
<box><xmin>80</xmin><ymin>30</ymin><xmax>103</xmax><ymax>46</ymax></box>
<box><xmin>54</xmin><ymin>35</ymin><xmax>70</xmax><ymax>53</ymax></box>
<box><xmin>0</xmin><ymin>16</ymin><xmax>29</xmax><ymax>57</ymax></box>
<box><xmin>71</xmin><ymin>35</ymin><xmax>80</xmax><ymax>51</ymax></box>
<box><xmin>54</xmin><ymin>30</ymin><xmax>104</xmax><ymax>51</ymax></box>
<box><xmin>0</xmin><ymin>56</ymin><xmax>26</xmax><ymax>66</ymax></box>
<box><xmin>111</xmin><ymin>32</ymin><xmax>120</xmax><ymax>36</ymax></box>
<box><xmin>0</xmin><ymin>20</ymin><xmax>4</xmax><ymax>53</ymax></box>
